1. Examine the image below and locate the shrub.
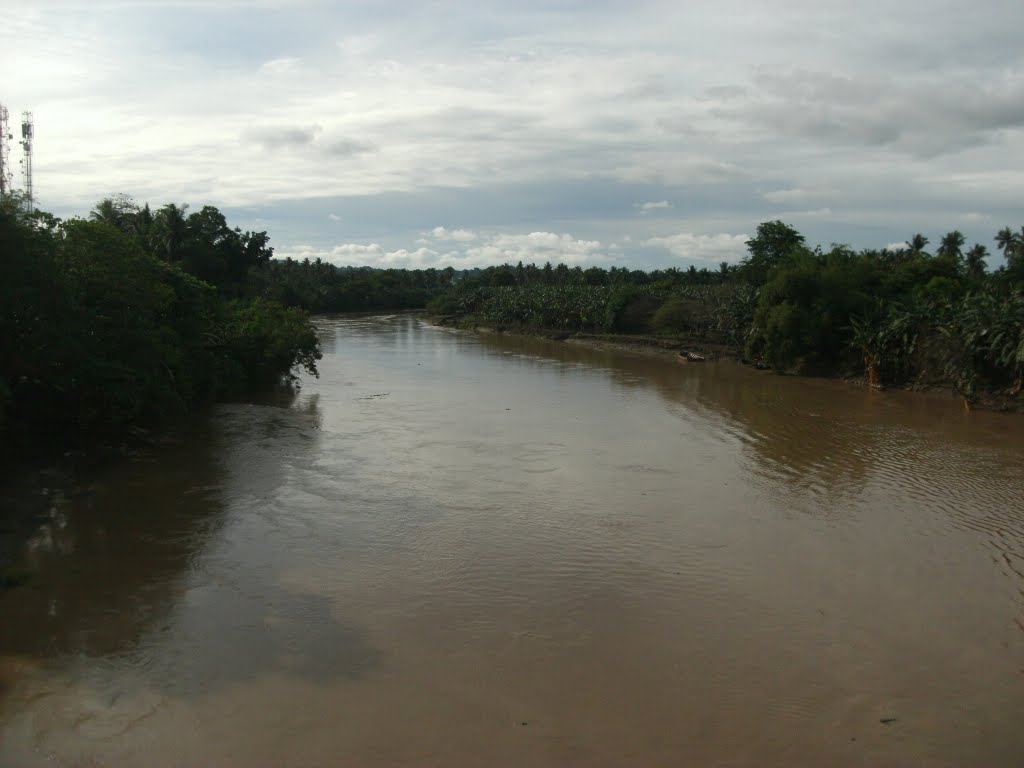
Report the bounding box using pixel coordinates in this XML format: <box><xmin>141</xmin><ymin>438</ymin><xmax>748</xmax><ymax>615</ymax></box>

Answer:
<box><xmin>651</xmin><ymin>297</ymin><xmax>695</xmax><ymax>335</ymax></box>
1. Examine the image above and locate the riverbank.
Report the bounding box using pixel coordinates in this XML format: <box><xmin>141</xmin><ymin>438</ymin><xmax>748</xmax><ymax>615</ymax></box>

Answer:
<box><xmin>425</xmin><ymin>314</ymin><xmax>1023</xmax><ymax>412</ymax></box>
<box><xmin>427</xmin><ymin>314</ymin><xmax>739</xmax><ymax>359</ymax></box>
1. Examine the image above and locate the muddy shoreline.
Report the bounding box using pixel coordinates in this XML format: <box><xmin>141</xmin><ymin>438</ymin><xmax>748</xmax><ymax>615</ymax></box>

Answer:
<box><xmin>426</xmin><ymin>314</ymin><xmax>741</xmax><ymax>360</ymax></box>
<box><xmin>424</xmin><ymin>314</ymin><xmax>1022</xmax><ymax>412</ymax></box>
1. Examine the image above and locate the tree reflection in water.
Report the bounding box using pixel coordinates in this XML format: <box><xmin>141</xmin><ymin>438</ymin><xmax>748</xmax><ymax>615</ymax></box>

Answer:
<box><xmin>0</xmin><ymin>388</ymin><xmax>377</xmax><ymax>701</ymax></box>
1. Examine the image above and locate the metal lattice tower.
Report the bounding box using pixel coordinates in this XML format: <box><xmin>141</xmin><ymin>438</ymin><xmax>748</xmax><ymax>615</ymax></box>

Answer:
<box><xmin>0</xmin><ymin>104</ymin><xmax>13</xmax><ymax>198</ymax></box>
<box><xmin>20</xmin><ymin>112</ymin><xmax>34</xmax><ymax>212</ymax></box>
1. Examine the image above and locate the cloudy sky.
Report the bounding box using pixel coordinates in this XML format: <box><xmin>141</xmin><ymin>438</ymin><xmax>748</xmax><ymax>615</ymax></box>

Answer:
<box><xmin>3</xmin><ymin>0</ymin><xmax>1022</xmax><ymax>269</ymax></box>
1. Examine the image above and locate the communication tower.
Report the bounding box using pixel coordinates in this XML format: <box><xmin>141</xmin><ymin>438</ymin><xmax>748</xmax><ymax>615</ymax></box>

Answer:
<box><xmin>0</xmin><ymin>104</ymin><xmax>13</xmax><ymax>198</ymax></box>
<box><xmin>20</xmin><ymin>112</ymin><xmax>34</xmax><ymax>212</ymax></box>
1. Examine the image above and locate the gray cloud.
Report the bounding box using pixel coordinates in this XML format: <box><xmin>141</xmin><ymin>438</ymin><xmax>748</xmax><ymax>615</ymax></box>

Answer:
<box><xmin>702</xmin><ymin>84</ymin><xmax>747</xmax><ymax>102</ymax></box>
<box><xmin>763</xmin><ymin>187</ymin><xmax>839</xmax><ymax>204</ymax></box>
<box><xmin>246</xmin><ymin>125</ymin><xmax>323</xmax><ymax>150</ymax></box>
<box><xmin>4</xmin><ymin>0</ymin><xmax>1022</xmax><ymax>265</ymax></box>
<box><xmin>321</xmin><ymin>138</ymin><xmax>376</xmax><ymax>157</ymax></box>
<box><xmin>721</xmin><ymin>69</ymin><xmax>1024</xmax><ymax>158</ymax></box>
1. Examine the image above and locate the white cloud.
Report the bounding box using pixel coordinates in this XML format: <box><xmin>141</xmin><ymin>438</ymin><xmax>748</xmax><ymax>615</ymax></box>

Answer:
<box><xmin>259</xmin><ymin>57</ymin><xmax>300</xmax><ymax>75</ymax></box>
<box><xmin>642</xmin><ymin>232</ymin><xmax>750</xmax><ymax>263</ymax></box>
<box><xmin>429</xmin><ymin>226</ymin><xmax>478</xmax><ymax>242</ymax></box>
<box><xmin>280</xmin><ymin>242</ymin><xmax>477</xmax><ymax>270</ymax></box>
<box><xmin>463</xmin><ymin>232</ymin><xmax>606</xmax><ymax>266</ymax></box>
<box><xmin>328</xmin><ymin>213</ymin><xmax>341</xmax><ymax>222</ymax></box>
<box><xmin>284</xmin><ymin>243</ymin><xmax>385</xmax><ymax>262</ymax></box>
<box><xmin>280</xmin><ymin>230</ymin><xmax>608</xmax><ymax>269</ymax></box>
<box><xmin>635</xmin><ymin>200</ymin><xmax>673</xmax><ymax>210</ymax></box>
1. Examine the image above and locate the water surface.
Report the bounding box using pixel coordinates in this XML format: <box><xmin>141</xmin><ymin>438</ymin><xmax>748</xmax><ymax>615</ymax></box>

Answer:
<box><xmin>2</xmin><ymin>314</ymin><xmax>1023</xmax><ymax>766</ymax></box>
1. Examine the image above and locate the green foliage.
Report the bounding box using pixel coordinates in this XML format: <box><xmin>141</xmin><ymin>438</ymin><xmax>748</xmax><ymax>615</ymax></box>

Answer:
<box><xmin>10</xmin><ymin>194</ymin><xmax>1020</xmax><ymax>453</ymax></box>
<box><xmin>747</xmin><ymin>247</ymin><xmax>877</xmax><ymax>373</ymax></box>
<box><xmin>56</xmin><ymin>219</ymin><xmax>188</xmax><ymax>429</ymax></box>
<box><xmin>849</xmin><ymin>300</ymin><xmax>927</xmax><ymax>386</ymax></box>
<box><xmin>651</xmin><ymin>297</ymin><xmax>695</xmax><ymax>334</ymax></box>
<box><xmin>250</xmin><ymin>261</ymin><xmax>455</xmax><ymax>313</ymax></box>
<box><xmin>604</xmin><ymin>286</ymin><xmax>661</xmax><ymax>333</ymax></box>
<box><xmin>738</xmin><ymin>220</ymin><xmax>805</xmax><ymax>285</ymax></box>
<box><xmin>217</xmin><ymin>299</ymin><xmax>321</xmax><ymax>393</ymax></box>
<box><xmin>940</xmin><ymin>288</ymin><xmax>1024</xmax><ymax>398</ymax></box>
<box><xmin>425</xmin><ymin>218</ymin><xmax>1020</xmax><ymax>401</ymax></box>
<box><xmin>0</xmin><ymin>197</ymin><xmax>321</xmax><ymax>458</ymax></box>
<box><xmin>470</xmin><ymin>285</ymin><xmax>616</xmax><ymax>331</ymax></box>
<box><xmin>965</xmin><ymin>244</ymin><xmax>988</xmax><ymax>281</ymax></box>
<box><xmin>426</xmin><ymin>292</ymin><xmax>461</xmax><ymax>315</ymax></box>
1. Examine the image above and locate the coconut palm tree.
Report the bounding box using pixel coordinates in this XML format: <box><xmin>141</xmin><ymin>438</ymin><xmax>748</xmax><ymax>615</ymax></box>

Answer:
<box><xmin>936</xmin><ymin>230</ymin><xmax>965</xmax><ymax>261</ymax></box>
<box><xmin>90</xmin><ymin>195</ymin><xmax>138</xmax><ymax>234</ymax></box>
<box><xmin>965</xmin><ymin>244</ymin><xmax>988</xmax><ymax>280</ymax></box>
<box><xmin>995</xmin><ymin>226</ymin><xmax>1022</xmax><ymax>264</ymax></box>
<box><xmin>153</xmin><ymin>203</ymin><xmax>189</xmax><ymax>263</ymax></box>
<box><xmin>905</xmin><ymin>233</ymin><xmax>930</xmax><ymax>257</ymax></box>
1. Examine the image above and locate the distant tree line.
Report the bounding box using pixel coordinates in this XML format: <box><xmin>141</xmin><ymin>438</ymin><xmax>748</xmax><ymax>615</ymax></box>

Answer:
<box><xmin>253</xmin><ymin>258</ymin><xmax>458</xmax><ymax>313</ymax></box>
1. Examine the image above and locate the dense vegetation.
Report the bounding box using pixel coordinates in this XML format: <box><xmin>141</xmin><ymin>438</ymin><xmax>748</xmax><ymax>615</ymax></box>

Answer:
<box><xmin>6</xmin><ymin>186</ymin><xmax>1020</xmax><ymax>461</ymax></box>
<box><xmin>254</xmin><ymin>258</ymin><xmax>457</xmax><ymax>313</ymax></box>
<box><xmin>427</xmin><ymin>221</ymin><xmax>1024</xmax><ymax>405</ymax></box>
<box><xmin>1</xmin><ymin>194</ymin><xmax>321</xmax><ymax>459</ymax></box>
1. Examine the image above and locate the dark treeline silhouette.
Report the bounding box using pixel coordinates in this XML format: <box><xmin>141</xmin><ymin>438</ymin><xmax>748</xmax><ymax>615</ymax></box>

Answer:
<box><xmin>254</xmin><ymin>259</ymin><xmax>458</xmax><ymax>313</ymax></box>
<box><xmin>428</xmin><ymin>221</ymin><xmax>1024</xmax><ymax>405</ymax></box>
<box><xmin>1</xmin><ymin>193</ymin><xmax>320</xmax><ymax>460</ymax></box>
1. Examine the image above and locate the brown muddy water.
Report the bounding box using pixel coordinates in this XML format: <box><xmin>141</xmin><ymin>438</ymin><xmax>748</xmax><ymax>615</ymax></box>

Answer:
<box><xmin>1</xmin><ymin>313</ymin><xmax>1023</xmax><ymax>767</ymax></box>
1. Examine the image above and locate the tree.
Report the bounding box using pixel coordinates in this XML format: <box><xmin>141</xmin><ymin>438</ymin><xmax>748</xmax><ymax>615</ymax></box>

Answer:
<box><xmin>134</xmin><ymin>202</ymin><xmax>155</xmax><ymax>252</ymax></box>
<box><xmin>739</xmin><ymin>221</ymin><xmax>805</xmax><ymax>285</ymax></box>
<box><xmin>3</xmin><ymin>197</ymin><xmax>323</xmax><ymax>457</ymax></box>
<box><xmin>90</xmin><ymin>194</ymin><xmax>139</xmax><ymax>235</ymax></box>
<box><xmin>153</xmin><ymin>203</ymin><xmax>189</xmax><ymax>263</ymax></box>
<box><xmin>905</xmin><ymin>233</ymin><xmax>930</xmax><ymax>257</ymax></box>
<box><xmin>995</xmin><ymin>226</ymin><xmax>1023</xmax><ymax>274</ymax></box>
<box><xmin>965</xmin><ymin>244</ymin><xmax>988</xmax><ymax>280</ymax></box>
<box><xmin>936</xmin><ymin>230</ymin><xmax>965</xmax><ymax>261</ymax></box>
<box><xmin>995</xmin><ymin>227</ymin><xmax>1018</xmax><ymax>258</ymax></box>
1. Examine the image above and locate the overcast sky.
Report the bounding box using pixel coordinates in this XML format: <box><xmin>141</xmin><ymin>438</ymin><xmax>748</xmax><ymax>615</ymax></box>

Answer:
<box><xmin>3</xmin><ymin>0</ymin><xmax>1022</xmax><ymax>269</ymax></box>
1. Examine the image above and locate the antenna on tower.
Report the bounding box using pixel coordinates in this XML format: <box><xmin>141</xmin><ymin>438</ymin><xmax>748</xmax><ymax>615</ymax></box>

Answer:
<box><xmin>19</xmin><ymin>112</ymin><xmax>34</xmax><ymax>213</ymax></box>
<box><xmin>0</xmin><ymin>104</ymin><xmax>13</xmax><ymax>199</ymax></box>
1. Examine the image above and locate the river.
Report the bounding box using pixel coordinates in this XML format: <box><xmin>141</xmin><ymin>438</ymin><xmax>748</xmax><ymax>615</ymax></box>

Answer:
<box><xmin>2</xmin><ymin>313</ymin><xmax>1023</xmax><ymax>767</ymax></box>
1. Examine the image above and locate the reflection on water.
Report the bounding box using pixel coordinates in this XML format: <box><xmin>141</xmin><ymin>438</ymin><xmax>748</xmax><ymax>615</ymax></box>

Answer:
<box><xmin>2</xmin><ymin>313</ymin><xmax>1023</xmax><ymax>767</ymax></box>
